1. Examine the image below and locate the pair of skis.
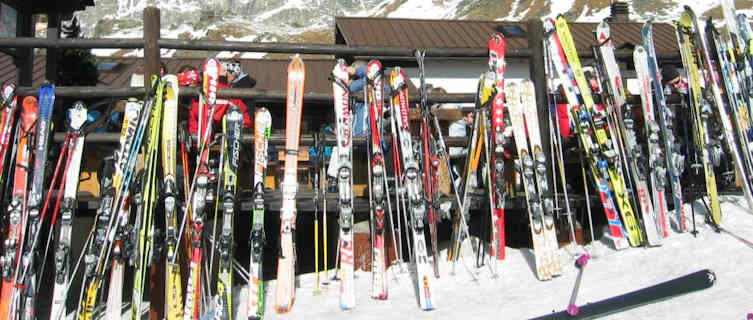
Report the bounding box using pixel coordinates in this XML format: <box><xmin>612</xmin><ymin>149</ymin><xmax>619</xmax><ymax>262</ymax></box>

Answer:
<box><xmin>508</xmin><ymin>79</ymin><xmax>562</xmax><ymax>280</ymax></box>
<box><xmin>547</xmin><ymin>16</ymin><xmax>642</xmax><ymax>249</ymax></box>
<box><xmin>0</xmin><ymin>85</ymin><xmax>54</xmax><ymax>319</ymax></box>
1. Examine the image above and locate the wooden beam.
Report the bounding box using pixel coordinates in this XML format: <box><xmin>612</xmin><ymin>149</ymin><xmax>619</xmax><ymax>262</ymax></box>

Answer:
<box><xmin>143</xmin><ymin>7</ymin><xmax>160</xmax><ymax>90</ymax></box>
<box><xmin>15</xmin><ymin>1</ymin><xmax>32</xmax><ymax>86</ymax></box>
<box><xmin>527</xmin><ymin>19</ymin><xmax>555</xmax><ymax>204</ymax></box>
<box><xmin>45</xmin><ymin>12</ymin><xmax>59</xmax><ymax>84</ymax></box>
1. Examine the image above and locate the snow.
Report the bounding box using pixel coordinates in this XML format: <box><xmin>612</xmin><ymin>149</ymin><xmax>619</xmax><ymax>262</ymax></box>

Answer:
<box><xmin>245</xmin><ymin>196</ymin><xmax>753</xmax><ymax>319</ymax></box>
<box><xmin>385</xmin><ymin>0</ymin><xmax>464</xmax><ymax>20</ymax></box>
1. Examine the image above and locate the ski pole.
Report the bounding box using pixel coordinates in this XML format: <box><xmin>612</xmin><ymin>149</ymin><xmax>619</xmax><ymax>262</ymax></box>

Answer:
<box><xmin>566</xmin><ymin>253</ymin><xmax>591</xmax><ymax>316</ymax></box>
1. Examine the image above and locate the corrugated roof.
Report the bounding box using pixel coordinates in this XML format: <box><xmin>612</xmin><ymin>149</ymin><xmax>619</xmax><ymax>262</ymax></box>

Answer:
<box><xmin>335</xmin><ymin>17</ymin><xmax>679</xmax><ymax>55</ymax></box>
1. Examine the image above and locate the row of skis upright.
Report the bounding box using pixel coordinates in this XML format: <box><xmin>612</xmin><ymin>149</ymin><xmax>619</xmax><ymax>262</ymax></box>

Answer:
<box><xmin>0</xmin><ymin>5</ymin><xmax>752</xmax><ymax>319</ymax></box>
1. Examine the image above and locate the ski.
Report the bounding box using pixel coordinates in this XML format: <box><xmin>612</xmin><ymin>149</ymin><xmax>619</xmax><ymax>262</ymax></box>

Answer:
<box><xmin>248</xmin><ymin>107</ymin><xmax>271</xmax><ymax>320</ymax></box>
<box><xmin>274</xmin><ymin>54</ymin><xmax>305</xmax><ymax>313</ymax></box>
<box><xmin>0</xmin><ymin>83</ymin><xmax>17</xmax><ymax>195</ymax></box>
<box><xmin>449</xmin><ymin>73</ymin><xmax>488</xmax><ymax>264</ymax></box>
<box><xmin>13</xmin><ymin>83</ymin><xmax>54</xmax><ymax>318</ymax></box>
<box><xmin>695</xmin><ymin>8</ymin><xmax>753</xmax><ymax>216</ymax></box>
<box><xmin>530</xmin><ymin>269</ymin><xmax>716</xmax><ymax>320</ymax></box>
<box><xmin>643</xmin><ymin>21</ymin><xmax>687</xmax><ymax>234</ymax></box>
<box><xmin>634</xmin><ymin>45</ymin><xmax>670</xmax><ymax>239</ymax></box>
<box><xmin>184</xmin><ymin>58</ymin><xmax>221</xmax><ymax>320</ymax></box>
<box><xmin>0</xmin><ymin>96</ymin><xmax>37</xmax><ymax>320</ymax></box>
<box><xmin>487</xmin><ymin>33</ymin><xmax>507</xmax><ymax>264</ymax></box>
<box><xmin>331</xmin><ymin>59</ymin><xmax>355</xmax><ymax>310</ymax></box>
<box><xmin>50</xmin><ymin>102</ymin><xmax>88</xmax><ymax>320</ymax></box>
<box><xmin>163</xmin><ymin>74</ymin><xmax>184</xmax><ymax>320</ymax></box>
<box><xmin>544</xmin><ymin>17</ymin><xmax>629</xmax><ymax>250</ymax></box>
<box><xmin>507</xmin><ymin>82</ymin><xmax>549</xmax><ymax>280</ymax></box>
<box><xmin>390</xmin><ymin>67</ymin><xmax>434</xmax><ymax>310</ymax></box>
<box><xmin>593</xmin><ymin>21</ymin><xmax>662</xmax><ymax>246</ymax></box>
<box><xmin>707</xmin><ymin>19</ymin><xmax>753</xmax><ymax>203</ymax></box>
<box><xmin>105</xmin><ymin>98</ymin><xmax>143</xmax><ymax>320</ymax></box>
<box><xmin>522</xmin><ymin>80</ymin><xmax>562</xmax><ymax>276</ymax></box>
<box><xmin>555</xmin><ymin>15</ymin><xmax>643</xmax><ymax>247</ymax></box>
<box><xmin>366</xmin><ymin>59</ymin><xmax>388</xmax><ymax>299</ymax></box>
<box><xmin>131</xmin><ymin>77</ymin><xmax>165</xmax><ymax>320</ymax></box>
<box><xmin>75</xmin><ymin>159</ymin><xmax>116</xmax><ymax>320</ymax></box>
<box><xmin>676</xmin><ymin>8</ymin><xmax>723</xmax><ymax>225</ymax></box>
<box><xmin>416</xmin><ymin>50</ymin><xmax>441</xmax><ymax>278</ymax></box>
<box><xmin>214</xmin><ymin>106</ymin><xmax>242</xmax><ymax>320</ymax></box>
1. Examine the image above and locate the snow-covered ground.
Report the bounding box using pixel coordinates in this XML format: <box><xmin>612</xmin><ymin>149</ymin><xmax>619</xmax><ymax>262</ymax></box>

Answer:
<box><xmin>245</xmin><ymin>196</ymin><xmax>753</xmax><ymax>319</ymax></box>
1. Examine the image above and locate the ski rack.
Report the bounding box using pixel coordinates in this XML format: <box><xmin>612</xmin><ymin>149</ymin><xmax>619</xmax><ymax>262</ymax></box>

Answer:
<box><xmin>0</xmin><ymin>7</ymin><xmax>699</xmax><ymax>216</ymax></box>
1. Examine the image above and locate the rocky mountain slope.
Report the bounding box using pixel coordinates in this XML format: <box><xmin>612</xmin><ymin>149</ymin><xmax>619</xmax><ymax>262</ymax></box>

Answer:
<box><xmin>73</xmin><ymin>0</ymin><xmax>753</xmax><ymax>57</ymax></box>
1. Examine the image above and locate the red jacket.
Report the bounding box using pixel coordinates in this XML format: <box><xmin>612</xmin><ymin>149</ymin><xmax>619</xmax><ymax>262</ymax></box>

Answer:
<box><xmin>188</xmin><ymin>83</ymin><xmax>252</xmax><ymax>135</ymax></box>
<box><xmin>556</xmin><ymin>103</ymin><xmax>573</xmax><ymax>138</ymax></box>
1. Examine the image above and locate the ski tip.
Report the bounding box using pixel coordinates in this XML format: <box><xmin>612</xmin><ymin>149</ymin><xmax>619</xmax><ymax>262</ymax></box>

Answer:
<box><xmin>274</xmin><ymin>301</ymin><xmax>294</xmax><ymax>314</ymax></box>
<box><xmin>566</xmin><ymin>304</ymin><xmax>579</xmax><ymax>316</ymax></box>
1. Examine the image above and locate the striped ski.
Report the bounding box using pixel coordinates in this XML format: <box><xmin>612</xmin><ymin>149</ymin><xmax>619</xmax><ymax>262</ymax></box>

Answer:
<box><xmin>643</xmin><ymin>22</ymin><xmax>687</xmax><ymax>233</ymax></box>
<box><xmin>634</xmin><ymin>45</ymin><xmax>670</xmax><ymax>238</ymax></box>
<box><xmin>332</xmin><ymin>59</ymin><xmax>355</xmax><ymax>310</ymax></box>
<box><xmin>163</xmin><ymin>74</ymin><xmax>184</xmax><ymax>319</ymax></box>
<box><xmin>50</xmin><ymin>102</ymin><xmax>88</xmax><ymax>320</ymax></box>
<box><xmin>366</xmin><ymin>59</ymin><xmax>388</xmax><ymax>299</ymax></box>
<box><xmin>594</xmin><ymin>21</ymin><xmax>662</xmax><ymax>246</ymax></box>
<box><xmin>248</xmin><ymin>107</ymin><xmax>271</xmax><ymax>320</ymax></box>
<box><xmin>544</xmin><ymin>17</ymin><xmax>629</xmax><ymax>250</ymax></box>
<box><xmin>390</xmin><ymin>67</ymin><xmax>434</xmax><ymax>310</ymax></box>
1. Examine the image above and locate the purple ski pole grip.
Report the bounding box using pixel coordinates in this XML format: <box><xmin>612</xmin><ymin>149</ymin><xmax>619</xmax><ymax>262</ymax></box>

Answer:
<box><xmin>567</xmin><ymin>304</ymin><xmax>579</xmax><ymax>316</ymax></box>
<box><xmin>576</xmin><ymin>254</ymin><xmax>591</xmax><ymax>268</ymax></box>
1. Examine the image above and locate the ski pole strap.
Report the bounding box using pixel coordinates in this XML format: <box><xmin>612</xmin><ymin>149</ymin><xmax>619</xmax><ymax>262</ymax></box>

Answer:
<box><xmin>596</xmin><ymin>35</ymin><xmax>612</xmax><ymax>47</ymax></box>
<box><xmin>329</xmin><ymin>75</ymin><xmax>349</xmax><ymax>92</ymax></box>
<box><xmin>0</xmin><ymin>86</ymin><xmax>16</xmax><ymax>111</ymax></box>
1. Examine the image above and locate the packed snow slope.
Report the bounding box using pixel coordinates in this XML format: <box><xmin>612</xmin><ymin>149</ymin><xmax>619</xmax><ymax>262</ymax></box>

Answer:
<box><xmin>74</xmin><ymin>1</ymin><xmax>753</xmax><ymax>57</ymax></box>
<box><xmin>245</xmin><ymin>196</ymin><xmax>752</xmax><ymax>319</ymax></box>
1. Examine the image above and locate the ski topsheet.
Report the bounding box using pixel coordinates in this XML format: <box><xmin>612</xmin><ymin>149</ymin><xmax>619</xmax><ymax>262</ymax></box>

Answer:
<box><xmin>163</xmin><ymin>74</ymin><xmax>184</xmax><ymax>320</ymax></box>
<box><xmin>634</xmin><ymin>45</ymin><xmax>670</xmax><ymax>241</ymax></box>
<box><xmin>676</xmin><ymin>8</ymin><xmax>722</xmax><ymax>225</ymax></box>
<box><xmin>507</xmin><ymin>82</ymin><xmax>549</xmax><ymax>279</ymax></box>
<box><xmin>643</xmin><ymin>22</ymin><xmax>687</xmax><ymax>234</ymax></box>
<box><xmin>248</xmin><ymin>107</ymin><xmax>271</xmax><ymax>320</ymax></box>
<box><xmin>105</xmin><ymin>98</ymin><xmax>142</xmax><ymax>320</ymax></box>
<box><xmin>184</xmin><ymin>58</ymin><xmax>220</xmax><ymax>320</ymax></box>
<box><xmin>332</xmin><ymin>59</ymin><xmax>356</xmax><ymax>310</ymax></box>
<box><xmin>0</xmin><ymin>96</ymin><xmax>37</xmax><ymax>320</ymax></box>
<box><xmin>390</xmin><ymin>67</ymin><xmax>435</xmax><ymax>310</ymax></box>
<box><xmin>487</xmin><ymin>32</ymin><xmax>507</xmax><ymax>263</ymax></box>
<box><xmin>215</xmin><ymin>106</ymin><xmax>243</xmax><ymax>320</ymax></box>
<box><xmin>275</xmin><ymin>54</ymin><xmax>305</xmax><ymax>313</ymax></box>
<box><xmin>366</xmin><ymin>59</ymin><xmax>388</xmax><ymax>300</ymax></box>
<box><xmin>49</xmin><ymin>102</ymin><xmax>88</xmax><ymax>320</ymax></box>
<box><xmin>522</xmin><ymin>80</ymin><xmax>562</xmax><ymax>277</ymax></box>
<box><xmin>0</xmin><ymin>83</ymin><xmax>17</xmax><ymax>194</ymax></box>
<box><xmin>530</xmin><ymin>269</ymin><xmax>716</xmax><ymax>319</ymax></box>
<box><xmin>13</xmin><ymin>84</ymin><xmax>52</xmax><ymax>318</ymax></box>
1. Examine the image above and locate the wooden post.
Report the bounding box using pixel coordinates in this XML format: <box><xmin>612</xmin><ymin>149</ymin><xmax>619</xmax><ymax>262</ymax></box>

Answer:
<box><xmin>143</xmin><ymin>7</ymin><xmax>160</xmax><ymax>90</ymax></box>
<box><xmin>45</xmin><ymin>12</ymin><xmax>59</xmax><ymax>84</ymax></box>
<box><xmin>526</xmin><ymin>19</ymin><xmax>554</xmax><ymax>194</ymax></box>
<box><xmin>143</xmin><ymin>7</ymin><xmax>164</xmax><ymax>320</ymax></box>
<box><xmin>15</xmin><ymin>2</ymin><xmax>33</xmax><ymax>86</ymax></box>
